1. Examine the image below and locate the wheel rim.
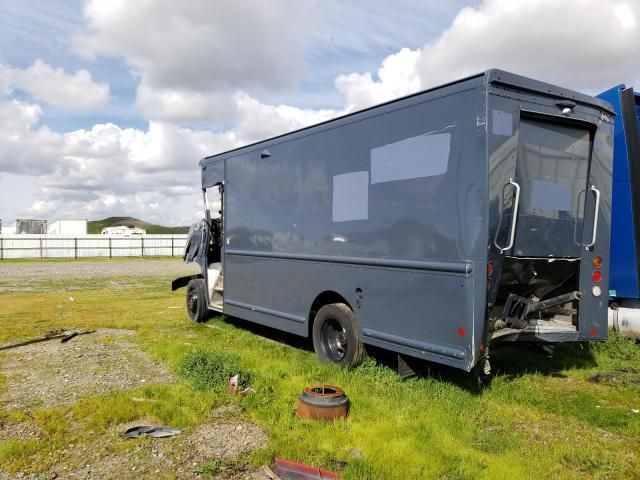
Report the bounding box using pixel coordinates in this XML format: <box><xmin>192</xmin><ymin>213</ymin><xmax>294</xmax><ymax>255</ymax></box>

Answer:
<box><xmin>320</xmin><ymin>317</ymin><xmax>347</xmax><ymax>361</ymax></box>
<box><xmin>187</xmin><ymin>288</ymin><xmax>198</xmax><ymax>317</ymax></box>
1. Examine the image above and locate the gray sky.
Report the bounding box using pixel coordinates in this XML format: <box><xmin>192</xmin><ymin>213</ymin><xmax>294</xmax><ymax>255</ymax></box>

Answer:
<box><xmin>0</xmin><ymin>0</ymin><xmax>638</xmax><ymax>231</ymax></box>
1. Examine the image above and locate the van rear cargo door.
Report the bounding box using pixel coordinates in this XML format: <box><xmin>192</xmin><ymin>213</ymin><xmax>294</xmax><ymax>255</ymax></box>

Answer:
<box><xmin>509</xmin><ymin>116</ymin><xmax>593</xmax><ymax>257</ymax></box>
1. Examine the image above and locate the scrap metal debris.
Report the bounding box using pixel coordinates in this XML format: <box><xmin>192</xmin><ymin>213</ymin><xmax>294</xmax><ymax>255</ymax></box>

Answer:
<box><xmin>122</xmin><ymin>425</ymin><xmax>182</xmax><ymax>439</ymax></box>
<box><xmin>0</xmin><ymin>329</ymin><xmax>95</xmax><ymax>352</ymax></box>
<box><xmin>297</xmin><ymin>385</ymin><xmax>349</xmax><ymax>421</ymax></box>
<box><xmin>275</xmin><ymin>458</ymin><xmax>340</xmax><ymax>480</ymax></box>
<box><xmin>229</xmin><ymin>374</ymin><xmax>256</xmax><ymax>395</ymax></box>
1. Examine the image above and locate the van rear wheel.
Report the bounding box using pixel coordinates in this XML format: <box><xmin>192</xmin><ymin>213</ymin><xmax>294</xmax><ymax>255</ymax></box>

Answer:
<box><xmin>186</xmin><ymin>278</ymin><xmax>209</xmax><ymax>323</ymax></box>
<box><xmin>312</xmin><ymin>303</ymin><xmax>365</xmax><ymax>368</ymax></box>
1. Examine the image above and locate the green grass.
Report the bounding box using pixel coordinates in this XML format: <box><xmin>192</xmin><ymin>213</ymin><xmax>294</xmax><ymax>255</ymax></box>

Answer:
<box><xmin>180</xmin><ymin>349</ymin><xmax>254</xmax><ymax>390</ymax></box>
<box><xmin>1</xmin><ymin>274</ymin><xmax>639</xmax><ymax>478</ymax></box>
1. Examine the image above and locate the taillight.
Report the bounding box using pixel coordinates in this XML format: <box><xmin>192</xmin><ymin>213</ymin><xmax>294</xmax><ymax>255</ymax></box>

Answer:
<box><xmin>592</xmin><ymin>256</ymin><xmax>602</xmax><ymax>269</ymax></box>
<box><xmin>592</xmin><ymin>270</ymin><xmax>602</xmax><ymax>283</ymax></box>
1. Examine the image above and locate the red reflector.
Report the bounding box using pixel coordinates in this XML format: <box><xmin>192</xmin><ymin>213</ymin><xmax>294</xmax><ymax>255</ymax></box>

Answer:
<box><xmin>457</xmin><ymin>327</ymin><xmax>465</xmax><ymax>337</ymax></box>
<box><xmin>487</xmin><ymin>261</ymin><xmax>494</xmax><ymax>276</ymax></box>
<box><xmin>479</xmin><ymin>343</ymin><xmax>485</xmax><ymax>352</ymax></box>
<box><xmin>589</xmin><ymin>327</ymin><xmax>597</xmax><ymax>337</ymax></box>
<box><xmin>592</xmin><ymin>271</ymin><xmax>602</xmax><ymax>283</ymax></box>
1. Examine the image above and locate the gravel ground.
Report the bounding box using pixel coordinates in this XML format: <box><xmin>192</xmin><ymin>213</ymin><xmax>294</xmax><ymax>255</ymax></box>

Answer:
<box><xmin>0</xmin><ymin>259</ymin><xmax>199</xmax><ymax>280</ymax></box>
<box><xmin>0</xmin><ymin>329</ymin><xmax>176</xmax><ymax>410</ymax></box>
<box><xmin>0</xmin><ymin>407</ymin><xmax>268</xmax><ymax>480</ymax></box>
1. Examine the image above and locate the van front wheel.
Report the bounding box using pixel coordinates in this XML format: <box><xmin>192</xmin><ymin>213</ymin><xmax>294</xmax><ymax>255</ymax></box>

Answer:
<box><xmin>186</xmin><ymin>278</ymin><xmax>209</xmax><ymax>323</ymax></box>
<box><xmin>312</xmin><ymin>303</ymin><xmax>365</xmax><ymax>368</ymax></box>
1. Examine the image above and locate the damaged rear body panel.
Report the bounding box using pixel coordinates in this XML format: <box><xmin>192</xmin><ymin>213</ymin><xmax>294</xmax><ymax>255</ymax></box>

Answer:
<box><xmin>486</xmin><ymin>74</ymin><xmax>614</xmax><ymax>346</ymax></box>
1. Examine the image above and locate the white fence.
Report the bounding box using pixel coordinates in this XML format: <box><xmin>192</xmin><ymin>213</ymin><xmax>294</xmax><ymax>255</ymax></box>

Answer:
<box><xmin>0</xmin><ymin>234</ymin><xmax>188</xmax><ymax>259</ymax></box>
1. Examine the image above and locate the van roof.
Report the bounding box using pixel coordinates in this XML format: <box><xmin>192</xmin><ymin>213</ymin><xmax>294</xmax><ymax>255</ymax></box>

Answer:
<box><xmin>200</xmin><ymin>68</ymin><xmax>614</xmax><ymax>168</ymax></box>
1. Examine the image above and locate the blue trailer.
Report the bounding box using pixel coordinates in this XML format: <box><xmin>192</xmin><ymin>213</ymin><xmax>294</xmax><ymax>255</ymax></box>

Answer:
<box><xmin>598</xmin><ymin>85</ymin><xmax>640</xmax><ymax>336</ymax></box>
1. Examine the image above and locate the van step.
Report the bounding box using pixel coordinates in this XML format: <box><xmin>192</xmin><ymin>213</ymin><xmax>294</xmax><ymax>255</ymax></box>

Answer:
<box><xmin>211</xmin><ymin>301</ymin><xmax>223</xmax><ymax>312</ymax></box>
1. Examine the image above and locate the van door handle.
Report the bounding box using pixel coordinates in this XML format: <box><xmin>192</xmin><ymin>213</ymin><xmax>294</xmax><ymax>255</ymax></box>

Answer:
<box><xmin>493</xmin><ymin>178</ymin><xmax>521</xmax><ymax>254</ymax></box>
<box><xmin>573</xmin><ymin>188</ymin><xmax>586</xmax><ymax>247</ymax></box>
<box><xmin>585</xmin><ymin>185</ymin><xmax>600</xmax><ymax>250</ymax></box>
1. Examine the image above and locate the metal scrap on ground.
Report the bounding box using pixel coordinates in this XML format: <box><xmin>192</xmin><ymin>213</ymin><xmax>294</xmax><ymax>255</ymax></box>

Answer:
<box><xmin>0</xmin><ymin>329</ymin><xmax>95</xmax><ymax>351</ymax></box>
<box><xmin>275</xmin><ymin>458</ymin><xmax>340</xmax><ymax>480</ymax></box>
<box><xmin>121</xmin><ymin>425</ymin><xmax>182</xmax><ymax>439</ymax></box>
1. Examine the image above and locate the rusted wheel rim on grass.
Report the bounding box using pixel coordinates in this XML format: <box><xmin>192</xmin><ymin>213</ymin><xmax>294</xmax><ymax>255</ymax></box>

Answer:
<box><xmin>297</xmin><ymin>385</ymin><xmax>349</xmax><ymax>420</ymax></box>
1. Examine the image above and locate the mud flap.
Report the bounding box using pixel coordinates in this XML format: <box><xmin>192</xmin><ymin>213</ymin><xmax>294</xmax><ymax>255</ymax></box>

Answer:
<box><xmin>171</xmin><ymin>274</ymin><xmax>201</xmax><ymax>291</ymax></box>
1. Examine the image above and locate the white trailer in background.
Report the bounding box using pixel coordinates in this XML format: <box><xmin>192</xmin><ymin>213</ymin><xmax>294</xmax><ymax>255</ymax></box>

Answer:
<box><xmin>48</xmin><ymin>220</ymin><xmax>87</xmax><ymax>235</ymax></box>
<box><xmin>100</xmin><ymin>226</ymin><xmax>146</xmax><ymax>236</ymax></box>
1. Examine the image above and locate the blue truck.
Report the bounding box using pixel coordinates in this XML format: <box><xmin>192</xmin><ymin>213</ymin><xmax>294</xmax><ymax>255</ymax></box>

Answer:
<box><xmin>598</xmin><ymin>85</ymin><xmax>640</xmax><ymax>337</ymax></box>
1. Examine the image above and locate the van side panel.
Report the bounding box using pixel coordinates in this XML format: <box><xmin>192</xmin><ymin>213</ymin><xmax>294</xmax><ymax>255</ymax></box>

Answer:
<box><xmin>223</xmin><ymin>81</ymin><xmax>488</xmax><ymax>370</ymax></box>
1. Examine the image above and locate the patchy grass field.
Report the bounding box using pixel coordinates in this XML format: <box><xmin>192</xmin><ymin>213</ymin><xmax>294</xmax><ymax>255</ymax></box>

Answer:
<box><xmin>0</xmin><ymin>260</ymin><xmax>639</xmax><ymax>479</ymax></box>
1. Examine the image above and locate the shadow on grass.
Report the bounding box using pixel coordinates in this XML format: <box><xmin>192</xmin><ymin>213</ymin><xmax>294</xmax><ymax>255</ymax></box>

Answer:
<box><xmin>216</xmin><ymin>314</ymin><xmax>313</xmax><ymax>352</ymax></box>
<box><xmin>490</xmin><ymin>341</ymin><xmax>597</xmax><ymax>378</ymax></box>
<box><xmin>212</xmin><ymin>314</ymin><xmax>598</xmax><ymax>393</ymax></box>
<box><xmin>366</xmin><ymin>341</ymin><xmax>598</xmax><ymax>394</ymax></box>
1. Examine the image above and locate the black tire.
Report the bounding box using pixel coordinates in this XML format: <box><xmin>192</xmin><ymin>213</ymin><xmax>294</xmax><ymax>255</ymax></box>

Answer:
<box><xmin>186</xmin><ymin>278</ymin><xmax>209</xmax><ymax>323</ymax></box>
<box><xmin>312</xmin><ymin>303</ymin><xmax>366</xmax><ymax>368</ymax></box>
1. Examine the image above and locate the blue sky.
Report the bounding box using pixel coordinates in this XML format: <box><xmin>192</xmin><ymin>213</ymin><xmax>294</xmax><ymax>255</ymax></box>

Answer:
<box><xmin>0</xmin><ymin>0</ymin><xmax>638</xmax><ymax>231</ymax></box>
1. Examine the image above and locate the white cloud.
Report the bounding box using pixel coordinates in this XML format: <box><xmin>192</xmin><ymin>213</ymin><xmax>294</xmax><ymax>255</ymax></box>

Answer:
<box><xmin>135</xmin><ymin>81</ymin><xmax>239</xmax><ymax>124</ymax></box>
<box><xmin>335</xmin><ymin>48</ymin><xmax>421</xmax><ymax>109</ymax></box>
<box><xmin>231</xmin><ymin>93</ymin><xmax>344</xmax><ymax>144</ymax></box>
<box><xmin>0</xmin><ymin>99</ymin><xmax>63</xmax><ymax>175</ymax></box>
<box><xmin>0</xmin><ymin>92</ymin><xmax>224</xmax><ymax>223</ymax></box>
<box><xmin>332</xmin><ymin>0</ymin><xmax>640</xmax><ymax>112</ymax></box>
<box><xmin>416</xmin><ymin>0</ymin><xmax>640</xmax><ymax>92</ymax></box>
<box><xmin>2</xmin><ymin>59</ymin><xmax>110</xmax><ymax>110</ymax></box>
<box><xmin>75</xmin><ymin>0</ymin><xmax>310</xmax><ymax>93</ymax></box>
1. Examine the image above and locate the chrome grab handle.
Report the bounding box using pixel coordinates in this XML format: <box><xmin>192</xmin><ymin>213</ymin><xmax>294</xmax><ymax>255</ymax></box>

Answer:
<box><xmin>493</xmin><ymin>178</ymin><xmax>521</xmax><ymax>254</ymax></box>
<box><xmin>573</xmin><ymin>188</ymin><xmax>586</xmax><ymax>246</ymax></box>
<box><xmin>585</xmin><ymin>185</ymin><xmax>600</xmax><ymax>250</ymax></box>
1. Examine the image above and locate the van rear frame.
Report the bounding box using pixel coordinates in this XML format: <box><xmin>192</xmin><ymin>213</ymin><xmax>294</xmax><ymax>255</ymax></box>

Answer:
<box><xmin>173</xmin><ymin>69</ymin><xmax>615</xmax><ymax>375</ymax></box>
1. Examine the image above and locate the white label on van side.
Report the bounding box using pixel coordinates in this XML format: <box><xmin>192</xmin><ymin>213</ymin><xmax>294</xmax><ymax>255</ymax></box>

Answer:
<box><xmin>492</xmin><ymin>110</ymin><xmax>513</xmax><ymax>136</ymax></box>
<box><xmin>370</xmin><ymin>132</ymin><xmax>450</xmax><ymax>184</ymax></box>
<box><xmin>332</xmin><ymin>171</ymin><xmax>369</xmax><ymax>222</ymax></box>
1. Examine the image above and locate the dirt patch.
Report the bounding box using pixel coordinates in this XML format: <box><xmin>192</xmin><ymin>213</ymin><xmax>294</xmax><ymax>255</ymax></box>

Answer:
<box><xmin>188</xmin><ymin>422</ymin><xmax>268</xmax><ymax>461</ymax></box>
<box><xmin>588</xmin><ymin>368</ymin><xmax>640</xmax><ymax>386</ymax></box>
<box><xmin>0</xmin><ymin>329</ymin><xmax>176</xmax><ymax>410</ymax></box>
<box><xmin>0</xmin><ymin>419</ymin><xmax>41</xmax><ymax>441</ymax></box>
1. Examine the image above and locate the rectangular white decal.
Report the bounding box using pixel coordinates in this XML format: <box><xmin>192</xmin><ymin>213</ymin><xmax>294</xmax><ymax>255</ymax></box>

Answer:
<box><xmin>492</xmin><ymin>110</ymin><xmax>513</xmax><ymax>136</ymax></box>
<box><xmin>370</xmin><ymin>132</ymin><xmax>450</xmax><ymax>184</ymax></box>
<box><xmin>332</xmin><ymin>171</ymin><xmax>369</xmax><ymax>222</ymax></box>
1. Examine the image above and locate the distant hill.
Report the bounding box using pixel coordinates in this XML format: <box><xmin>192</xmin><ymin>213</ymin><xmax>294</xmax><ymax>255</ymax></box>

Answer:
<box><xmin>88</xmin><ymin>217</ymin><xmax>190</xmax><ymax>234</ymax></box>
